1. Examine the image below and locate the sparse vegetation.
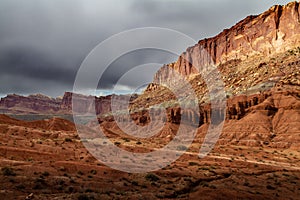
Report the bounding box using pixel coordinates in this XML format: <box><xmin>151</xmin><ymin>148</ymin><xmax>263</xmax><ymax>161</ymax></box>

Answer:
<box><xmin>42</xmin><ymin>171</ymin><xmax>50</xmax><ymax>176</ymax></box>
<box><xmin>77</xmin><ymin>171</ymin><xmax>84</xmax><ymax>176</ymax></box>
<box><xmin>65</xmin><ymin>138</ymin><xmax>72</xmax><ymax>142</ymax></box>
<box><xmin>122</xmin><ymin>138</ymin><xmax>130</xmax><ymax>142</ymax></box>
<box><xmin>188</xmin><ymin>162</ymin><xmax>199</xmax><ymax>166</ymax></box>
<box><xmin>145</xmin><ymin>173</ymin><xmax>160</xmax><ymax>182</ymax></box>
<box><xmin>1</xmin><ymin>167</ymin><xmax>16</xmax><ymax>176</ymax></box>
<box><xmin>176</xmin><ymin>145</ymin><xmax>187</xmax><ymax>151</ymax></box>
<box><xmin>78</xmin><ymin>194</ymin><xmax>94</xmax><ymax>200</ymax></box>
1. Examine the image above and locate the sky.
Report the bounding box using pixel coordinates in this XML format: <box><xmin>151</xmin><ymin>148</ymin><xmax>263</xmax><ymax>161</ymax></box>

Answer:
<box><xmin>0</xmin><ymin>0</ymin><xmax>293</xmax><ymax>97</ymax></box>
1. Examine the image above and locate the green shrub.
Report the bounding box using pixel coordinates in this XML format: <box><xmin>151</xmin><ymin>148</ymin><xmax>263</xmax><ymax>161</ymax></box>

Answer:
<box><xmin>176</xmin><ymin>145</ymin><xmax>187</xmax><ymax>151</ymax></box>
<box><xmin>2</xmin><ymin>167</ymin><xmax>16</xmax><ymax>176</ymax></box>
<box><xmin>145</xmin><ymin>173</ymin><xmax>160</xmax><ymax>182</ymax></box>
<box><xmin>42</xmin><ymin>171</ymin><xmax>50</xmax><ymax>176</ymax></box>
<box><xmin>78</xmin><ymin>194</ymin><xmax>94</xmax><ymax>200</ymax></box>
<box><xmin>65</xmin><ymin>138</ymin><xmax>72</xmax><ymax>142</ymax></box>
<box><xmin>188</xmin><ymin>162</ymin><xmax>199</xmax><ymax>166</ymax></box>
<box><xmin>77</xmin><ymin>171</ymin><xmax>84</xmax><ymax>175</ymax></box>
<box><xmin>15</xmin><ymin>184</ymin><xmax>25</xmax><ymax>190</ymax></box>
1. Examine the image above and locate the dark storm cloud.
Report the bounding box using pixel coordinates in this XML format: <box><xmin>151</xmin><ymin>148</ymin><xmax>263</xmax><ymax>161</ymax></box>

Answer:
<box><xmin>0</xmin><ymin>47</ymin><xmax>76</xmax><ymax>84</ymax></box>
<box><xmin>99</xmin><ymin>49</ymin><xmax>177</xmax><ymax>89</ymax></box>
<box><xmin>0</xmin><ymin>0</ymin><xmax>292</xmax><ymax>97</ymax></box>
<box><xmin>130</xmin><ymin>0</ymin><xmax>292</xmax><ymax>39</ymax></box>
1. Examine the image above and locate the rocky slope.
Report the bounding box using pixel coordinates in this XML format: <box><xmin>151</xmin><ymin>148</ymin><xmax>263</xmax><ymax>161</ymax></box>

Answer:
<box><xmin>0</xmin><ymin>114</ymin><xmax>76</xmax><ymax>131</ymax></box>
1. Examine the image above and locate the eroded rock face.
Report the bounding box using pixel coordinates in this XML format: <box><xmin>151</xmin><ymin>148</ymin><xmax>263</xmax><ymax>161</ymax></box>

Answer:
<box><xmin>0</xmin><ymin>94</ymin><xmax>61</xmax><ymax>114</ymax></box>
<box><xmin>133</xmin><ymin>87</ymin><xmax>299</xmax><ymax>128</ymax></box>
<box><xmin>154</xmin><ymin>2</ymin><xmax>300</xmax><ymax>84</ymax></box>
<box><xmin>0</xmin><ymin>92</ymin><xmax>138</xmax><ymax>115</ymax></box>
<box><xmin>65</xmin><ymin>92</ymin><xmax>137</xmax><ymax>115</ymax></box>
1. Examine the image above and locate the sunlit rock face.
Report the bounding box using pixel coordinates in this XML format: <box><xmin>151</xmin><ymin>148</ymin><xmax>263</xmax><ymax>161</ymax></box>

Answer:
<box><xmin>154</xmin><ymin>2</ymin><xmax>300</xmax><ymax>84</ymax></box>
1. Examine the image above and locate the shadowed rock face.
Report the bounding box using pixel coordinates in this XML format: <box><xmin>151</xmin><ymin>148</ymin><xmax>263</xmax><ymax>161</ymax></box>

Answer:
<box><xmin>0</xmin><ymin>92</ymin><xmax>137</xmax><ymax>115</ymax></box>
<box><xmin>128</xmin><ymin>87</ymin><xmax>299</xmax><ymax>129</ymax></box>
<box><xmin>154</xmin><ymin>1</ymin><xmax>300</xmax><ymax>84</ymax></box>
<box><xmin>0</xmin><ymin>94</ymin><xmax>61</xmax><ymax>114</ymax></box>
<box><xmin>61</xmin><ymin>92</ymin><xmax>138</xmax><ymax>115</ymax></box>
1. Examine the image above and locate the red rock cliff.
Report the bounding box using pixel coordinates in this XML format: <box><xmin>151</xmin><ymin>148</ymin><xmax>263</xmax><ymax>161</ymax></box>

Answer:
<box><xmin>154</xmin><ymin>1</ymin><xmax>300</xmax><ymax>84</ymax></box>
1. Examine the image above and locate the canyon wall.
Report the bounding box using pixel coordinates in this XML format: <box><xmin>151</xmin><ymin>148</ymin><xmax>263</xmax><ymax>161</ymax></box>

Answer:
<box><xmin>154</xmin><ymin>1</ymin><xmax>300</xmax><ymax>84</ymax></box>
<box><xmin>0</xmin><ymin>92</ymin><xmax>135</xmax><ymax>115</ymax></box>
<box><xmin>0</xmin><ymin>94</ymin><xmax>61</xmax><ymax>114</ymax></box>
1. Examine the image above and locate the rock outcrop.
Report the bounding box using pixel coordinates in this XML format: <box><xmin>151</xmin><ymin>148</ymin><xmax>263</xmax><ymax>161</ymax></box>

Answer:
<box><xmin>0</xmin><ymin>92</ymin><xmax>138</xmax><ymax>116</ymax></box>
<box><xmin>0</xmin><ymin>94</ymin><xmax>61</xmax><ymax>114</ymax></box>
<box><xmin>154</xmin><ymin>1</ymin><xmax>300</xmax><ymax>84</ymax></box>
<box><xmin>62</xmin><ymin>92</ymin><xmax>137</xmax><ymax>115</ymax></box>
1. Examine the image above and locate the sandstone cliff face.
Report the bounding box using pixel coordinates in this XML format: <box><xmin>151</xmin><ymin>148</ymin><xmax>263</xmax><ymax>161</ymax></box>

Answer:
<box><xmin>154</xmin><ymin>1</ymin><xmax>300</xmax><ymax>84</ymax></box>
<box><xmin>0</xmin><ymin>92</ymin><xmax>136</xmax><ymax>115</ymax></box>
<box><xmin>61</xmin><ymin>92</ymin><xmax>97</xmax><ymax>114</ymax></box>
<box><xmin>0</xmin><ymin>94</ymin><xmax>61</xmax><ymax>114</ymax></box>
<box><xmin>62</xmin><ymin>92</ymin><xmax>136</xmax><ymax>115</ymax></box>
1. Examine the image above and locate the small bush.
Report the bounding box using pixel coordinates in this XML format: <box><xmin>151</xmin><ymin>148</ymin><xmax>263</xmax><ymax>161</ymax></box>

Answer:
<box><xmin>78</xmin><ymin>194</ymin><xmax>94</xmax><ymax>200</ymax></box>
<box><xmin>65</xmin><ymin>138</ymin><xmax>72</xmax><ymax>142</ymax></box>
<box><xmin>145</xmin><ymin>173</ymin><xmax>160</xmax><ymax>182</ymax></box>
<box><xmin>200</xmin><ymin>181</ymin><xmax>209</xmax><ymax>187</ymax></box>
<box><xmin>189</xmin><ymin>162</ymin><xmax>199</xmax><ymax>166</ymax></box>
<box><xmin>2</xmin><ymin>167</ymin><xmax>16</xmax><ymax>176</ymax></box>
<box><xmin>266</xmin><ymin>185</ymin><xmax>275</xmax><ymax>190</ymax></box>
<box><xmin>15</xmin><ymin>184</ymin><xmax>25</xmax><ymax>190</ymax></box>
<box><xmin>243</xmin><ymin>182</ymin><xmax>250</xmax><ymax>186</ymax></box>
<box><xmin>176</xmin><ymin>145</ymin><xmax>187</xmax><ymax>151</ymax></box>
<box><xmin>85</xmin><ymin>188</ymin><xmax>93</xmax><ymax>193</ymax></box>
<box><xmin>33</xmin><ymin>178</ymin><xmax>47</xmax><ymax>190</ymax></box>
<box><xmin>77</xmin><ymin>171</ymin><xmax>84</xmax><ymax>175</ymax></box>
<box><xmin>42</xmin><ymin>171</ymin><xmax>50</xmax><ymax>176</ymax></box>
<box><xmin>131</xmin><ymin>181</ymin><xmax>138</xmax><ymax>186</ymax></box>
<box><xmin>209</xmin><ymin>184</ymin><xmax>217</xmax><ymax>189</ymax></box>
<box><xmin>59</xmin><ymin>166</ymin><xmax>66</xmax><ymax>171</ymax></box>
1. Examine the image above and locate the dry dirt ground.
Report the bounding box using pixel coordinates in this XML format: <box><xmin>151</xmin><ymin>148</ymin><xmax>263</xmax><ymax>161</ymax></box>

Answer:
<box><xmin>0</xmin><ymin>115</ymin><xmax>299</xmax><ymax>200</ymax></box>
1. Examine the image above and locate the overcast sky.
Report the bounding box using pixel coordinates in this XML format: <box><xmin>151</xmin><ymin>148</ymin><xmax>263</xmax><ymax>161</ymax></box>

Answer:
<box><xmin>0</xmin><ymin>0</ymin><xmax>292</xmax><ymax>97</ymax></box>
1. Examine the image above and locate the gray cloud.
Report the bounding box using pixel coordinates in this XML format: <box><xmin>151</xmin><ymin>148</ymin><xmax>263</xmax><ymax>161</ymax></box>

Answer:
<box><xmin>0</xmin><ymin>0</ymin><xmax>292</xmax><ymax>97</ymax></box>
<box><xmin>99</xmin><ymin>49</ymin><xmax>177</xmax><ymax>89</ymax></box>
<box><xmin>0</xmin><ymin>47</ymin><xmax>76</xmax><ymax>83</ymax></box>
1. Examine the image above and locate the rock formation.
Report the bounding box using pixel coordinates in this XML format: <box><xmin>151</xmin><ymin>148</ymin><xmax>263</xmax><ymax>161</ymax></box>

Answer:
<box><xmin>0</xmin><ymin>94</ymin><xmax>61</xmax><ymax>114</ymax></box>
<box><xmin>126</xmin><ymin>1</ymin><xmax>300</xmax><ymax>149</ymax></box>
<box><xmin>0</xmin><ymin>92</ymin><xmax>138</xmax><ymax>116</ymax></box>
<box><xmin>154</xmin><ymin>1</ymin><xmax>300</xmax><ymax>84</ymax></box>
